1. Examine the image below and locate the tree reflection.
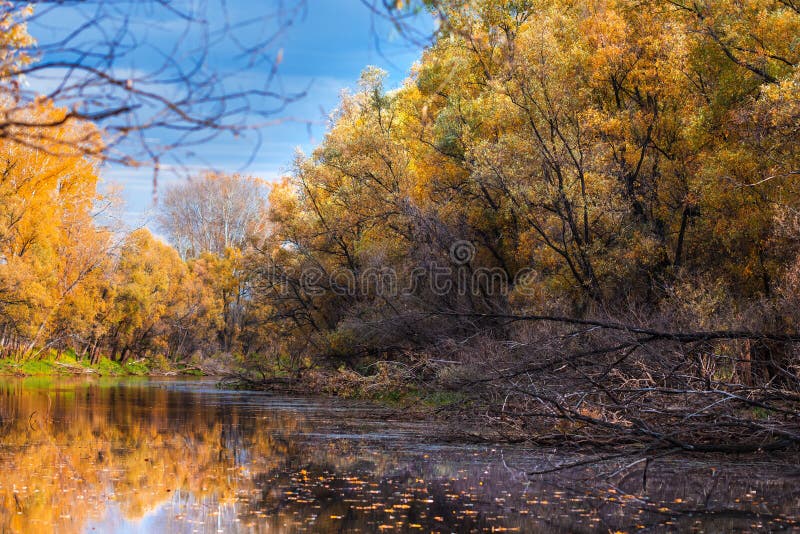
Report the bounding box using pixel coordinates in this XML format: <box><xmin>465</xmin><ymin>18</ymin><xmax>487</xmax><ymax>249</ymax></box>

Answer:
<box><xmin>0</xmin><ymin>379</ymin><xmax>301</xmax><ymax>532</ymax></box>
<box><xmin>0</xmin><ymin>379</ymin><xmax>797</xmax><ymax>533</ymax></box>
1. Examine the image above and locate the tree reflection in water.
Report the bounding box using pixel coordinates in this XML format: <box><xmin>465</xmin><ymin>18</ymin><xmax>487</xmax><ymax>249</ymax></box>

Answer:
<box><xmin>0</xmin><ymin>378</ymin><xmax>797</xmax><ymax>533</ymax></box>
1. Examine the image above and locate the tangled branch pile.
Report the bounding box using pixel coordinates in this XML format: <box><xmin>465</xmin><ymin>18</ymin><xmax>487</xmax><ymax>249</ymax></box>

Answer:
<box><xmin>436</xmin><ymin>315</ymin><xmax>800</xmax><ymax>452</ymax></box>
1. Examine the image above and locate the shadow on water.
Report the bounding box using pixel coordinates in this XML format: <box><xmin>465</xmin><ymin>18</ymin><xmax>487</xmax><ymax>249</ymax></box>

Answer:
<box><xmin>0</xmin><ymin>377</ymin><xmax>797</xmax><ymax>533</ymax></box>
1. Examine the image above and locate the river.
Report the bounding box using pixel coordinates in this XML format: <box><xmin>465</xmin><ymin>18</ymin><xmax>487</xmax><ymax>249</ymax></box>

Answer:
<box><xmin>0</xmin><ymin>377</ymin><xmax>797</xmax><ymax>533</ymax></box>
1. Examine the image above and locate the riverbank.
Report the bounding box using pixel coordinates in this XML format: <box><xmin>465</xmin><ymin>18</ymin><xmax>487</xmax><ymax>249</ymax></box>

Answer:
<box><xmin>0</xmin><ymin>354</ymin><xmax>207</xmax><ymax>377</ymax></box>
<box><xmin>226</xmin><ymin>353</ymin><xmax>800</xmax><ymax>453</ymax></box>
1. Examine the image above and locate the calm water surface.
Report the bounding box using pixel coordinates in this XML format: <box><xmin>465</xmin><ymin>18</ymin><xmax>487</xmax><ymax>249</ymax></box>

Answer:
<box><xmin>0</xmin><ymin>377</ymin><xmax>798</xmax><ymax>533</ymax></box>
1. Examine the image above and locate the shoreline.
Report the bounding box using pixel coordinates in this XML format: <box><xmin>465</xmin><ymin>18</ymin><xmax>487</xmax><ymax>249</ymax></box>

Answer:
<box><xmin>0</xmin><ymin>356</ymin><xmax>210</xmax><ymax>378</ymax></box>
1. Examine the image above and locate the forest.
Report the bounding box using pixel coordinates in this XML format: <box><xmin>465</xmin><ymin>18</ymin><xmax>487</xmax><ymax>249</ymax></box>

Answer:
<box><xmin>1</xmin><ymin>0</ymin><xmax>799</xmax><ymax>455</ymax></box>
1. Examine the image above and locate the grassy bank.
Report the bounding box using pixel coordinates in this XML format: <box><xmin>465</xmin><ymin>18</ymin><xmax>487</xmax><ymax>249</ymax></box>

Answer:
<box><xmin>0</xmin><ymin>352</ymin><xmax>205</xmax><ymax>377</ymax></box>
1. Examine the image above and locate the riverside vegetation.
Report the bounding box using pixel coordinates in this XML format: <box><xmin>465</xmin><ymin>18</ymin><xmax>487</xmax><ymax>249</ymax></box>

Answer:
<box><xmin>1</xmin><ymin>0</ymin><xmax>800</xmax><ymax>459</ymax></box>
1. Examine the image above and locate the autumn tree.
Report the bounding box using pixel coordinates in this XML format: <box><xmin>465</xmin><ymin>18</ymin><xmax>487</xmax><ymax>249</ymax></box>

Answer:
<box><xmin>155</xmin><ymin>172</ymin><xmax>271</xmax><ymax>356</ymax></box>
<box><xmin>158</xmin><ymin>173</ymin><xmax>270</xmax><ymax>259</ymax></box>
<box><xmin>0</xmin><ymin>100</ymin><xmax>110</xmax><ymax>359</ymax></box>
<box><xmin>253</xmin><ymin>0</ymin><xmax>800</xmax><ymax>375</ymax></box>
<box><xmin>101</xmin><ymin>229</ymin><xmax>200</xmax><ymax>362</ymax></box>
<box><xmin>189</xmin><ymin>250</ymin><xmax>249</xmax><ymax>353</ymax></box>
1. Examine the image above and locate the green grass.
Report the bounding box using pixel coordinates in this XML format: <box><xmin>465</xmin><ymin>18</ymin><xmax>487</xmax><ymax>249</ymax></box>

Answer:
<box><xmin>0</xmin><ymin>354</ymin><xmax>160</xmax><ymax>377</ymax></box>
<box><xmin>178</xmin><ymin>366</ymin><xmax>204</xmax><ymax>376</ymax></box>
<box><xmin>750</xmin><ymin>406</ymin><xmax>773</xmax><ymax>420</ymax></box>
<box><xmin>124</xmin><ymin>359</ymin><xmax>150</xmax><ymax>375</ymax></box>
<box><xmin>21</xmin><ymin>359</ymin><xmax>58</xmax><ymax>375</ymax></box>
<box><xmin>374</xmin><ymin>388</ymin><xmax>409</xmax><ymax>404</ymax></box>
<box><xmin>92</xmin><ymin>356</ymin><xmax>151</xmax><ymax>376</ymax></box>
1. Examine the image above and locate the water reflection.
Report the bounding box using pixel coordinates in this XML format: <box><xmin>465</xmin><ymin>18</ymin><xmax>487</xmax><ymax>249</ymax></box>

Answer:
<box><xmin>0</xmin><ymin>377</ymin><xmax>797</xmax><ymax>533</ymax></box>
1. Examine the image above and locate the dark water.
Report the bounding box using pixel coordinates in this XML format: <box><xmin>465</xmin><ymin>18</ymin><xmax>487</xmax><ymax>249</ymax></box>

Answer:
<box><xmin>0</xmin><ymin>378</ymin><xmax>797</xmax><ymax>533</ymax></box>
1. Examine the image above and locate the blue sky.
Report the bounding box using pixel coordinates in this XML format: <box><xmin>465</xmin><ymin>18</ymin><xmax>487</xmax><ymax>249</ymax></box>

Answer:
<box><xmin>27</xmin><ymin>1</ymin><xmax>434</xmax><ymax>228</ymax></box>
